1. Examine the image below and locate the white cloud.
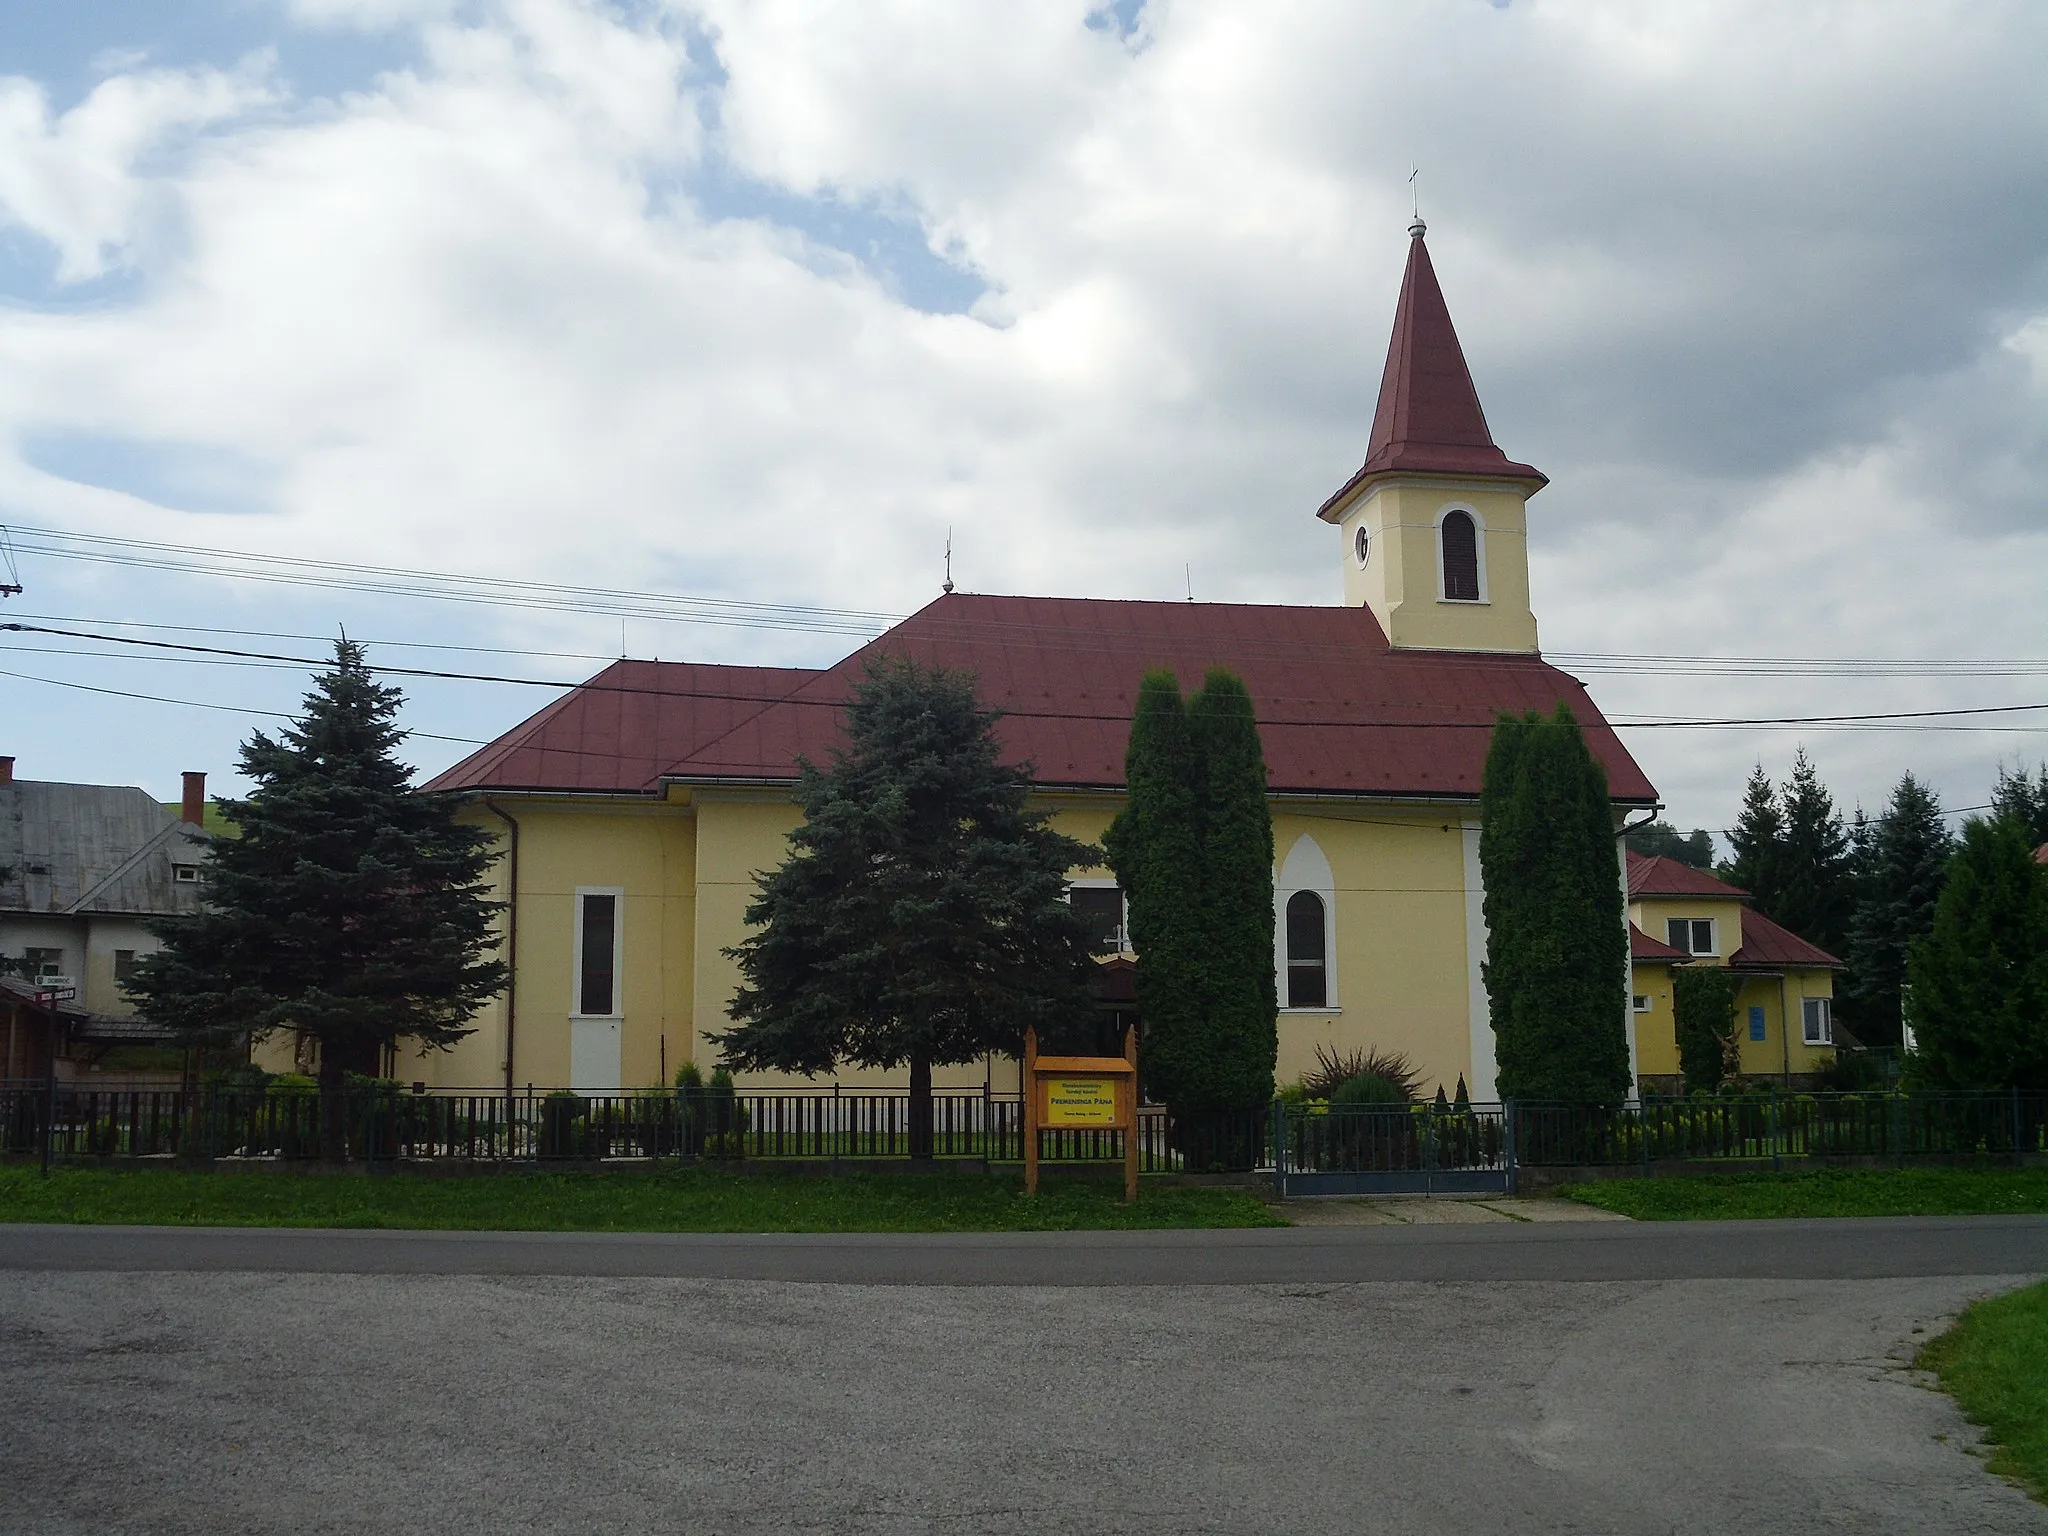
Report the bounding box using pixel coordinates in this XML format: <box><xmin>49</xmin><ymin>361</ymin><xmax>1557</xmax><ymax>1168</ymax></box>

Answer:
<box><xmin>0</xmin><ymin>60</ymin><xmax>273</xmax><ymax>281</ymax></box>
<box><xmin>0</xmin><ymin>0</ymin><xmax>2043</xmax><ymax>834</ymax></box>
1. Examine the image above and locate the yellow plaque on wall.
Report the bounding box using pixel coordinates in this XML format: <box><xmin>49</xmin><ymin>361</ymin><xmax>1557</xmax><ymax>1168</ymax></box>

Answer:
<box><xmin>1044</xmin><ymin>1077</ymin><xmax>1119</xmax><ymax>1126</ymax></box>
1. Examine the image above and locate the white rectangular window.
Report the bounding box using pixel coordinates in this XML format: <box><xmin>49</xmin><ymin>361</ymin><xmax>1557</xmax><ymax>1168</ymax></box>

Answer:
<box><xmin>1632</xmin><ymin>994</ymin><xmax>1652</xmax><ymax>1013</ymax></box>
<box><xmin>1665</xmin><ymin>918</ymin><xmax>1716</xmax><ymax>956</ymax></box>
<box><xmin>23</xmin><ymin>948</ymin><xmax>64</xmax><ymax>980</ymax></box>
<box><xmin>573</xmin><ymin>888</ymin><xmax>622</xmax><ymax>1018</ymax></box>
<box><xmin>1802</xmin><ymin>997</ymin><xmax>1833</xmax><ymax>1046</ymax></box>
<box><xmin>172</xmin><ymin>865</ymin><xmax>200</xmax><ymax>884</ymax></box>
<box><xmin>114</xmin><ymin>950</ymin><xmax>138</xmax><ymax>985</ymax></box>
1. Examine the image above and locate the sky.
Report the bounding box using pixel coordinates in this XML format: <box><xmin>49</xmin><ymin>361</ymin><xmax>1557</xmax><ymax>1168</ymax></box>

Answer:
<box><xmin>0</xmin><ymin>0</ymin><xmax>2044</xmax><ymax>848</ymax></box>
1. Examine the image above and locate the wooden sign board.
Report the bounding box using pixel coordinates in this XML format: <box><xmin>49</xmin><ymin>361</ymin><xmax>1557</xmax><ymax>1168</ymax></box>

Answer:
<box><xmin>1023</xmin><ymin>1026</ymin><xmax>1139</xmax><ymax>1203</ymax></box>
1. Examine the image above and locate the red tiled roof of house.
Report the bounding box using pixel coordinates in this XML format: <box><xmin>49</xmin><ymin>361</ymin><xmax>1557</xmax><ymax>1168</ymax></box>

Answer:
<box><xmin>1626</xmin><ymin>850</ymin><xmax>1748</xmax><ymax>899</ymax></box>
<box><xmin>1317</xmin><ymin>225</ymin><xmax>1544</xmax><ymax>520</ymax></box>
<box><xmin>1630</xmin><ymin>922</ymin><xmax>1689</xmax><ymax>962</ymax></box>
<box><xmin>1730</xmin><ymin>908</ymin><xmax>1844</xmax><ymax>970</ymax></box>
<box><xmin>428</xmin><ymin>592</ymin><xmax>1658</xmax><ymax>803</ymax></box>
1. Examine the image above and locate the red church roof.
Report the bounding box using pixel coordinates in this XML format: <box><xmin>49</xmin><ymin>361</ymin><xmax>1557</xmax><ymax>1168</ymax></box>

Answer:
<box><xmin>427</xmin><ymin>592</ymin><xmax>1657</xmax><ymax>804</ymax></box>
<box><xmin>1318</xmin><ymin>223</ymin><xmax>1544</xmax><ymax>520</ymax></box>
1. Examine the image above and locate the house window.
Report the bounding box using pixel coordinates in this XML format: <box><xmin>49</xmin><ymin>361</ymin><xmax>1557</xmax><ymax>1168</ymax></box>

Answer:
<box><xmin>1440</xmin><ymin>510</ymin><xmax>1480</xmax><ymax>601</ymax></box>
<box><xmin>1802</xmin><ymin>997</ymin><xmax>1834</xmax><ymax>1046</ymax></box>
<box><xmin>1070</xmin><ymin>886</ymin><xmax>1127</xmax><ymax>955</ymax></box>
<box><xmin>1632</xmin><ymin>994</ymin><xmax>1652</xmax><ymax>1013</ymax></box>
<box><xmin>23</xmin><ymin>948</ymin><xmax>64</xmax><ymax>981</ymax></box>
<box><xmin>575</xmin><ymin>890</ymin><xmax>620</xmax><ymax>1018</ymax></box>
<box><xmin>172</xmin><ymin>865</ymin><xmax>200</xmax><ymax>883</ymax></box>
<box><xmin>114</xmin><ymin>950</ymin><xmax>138</xmax><ymax>985</ymax></box>
<box><xmin>1284</xmin><ymin>891</ymin><xmax>1328</xmax><ymax>1008</ymax></box>
<box><xmin>1665</xmin><ymin>918</ymin><xmax>1715</xmax><ymax>957</ymax></box>
<box><xmin>1748</xmin><ymin>1005</ymin><xmax>1767</xmax><ymax>1043</ymax></box>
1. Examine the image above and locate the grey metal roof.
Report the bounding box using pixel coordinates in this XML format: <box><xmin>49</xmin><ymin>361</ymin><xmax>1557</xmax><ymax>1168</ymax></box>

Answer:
<box><xmin>0</xmin><ymin>780</ymin><xmax>213</xmax><ymax>917</ymax></box>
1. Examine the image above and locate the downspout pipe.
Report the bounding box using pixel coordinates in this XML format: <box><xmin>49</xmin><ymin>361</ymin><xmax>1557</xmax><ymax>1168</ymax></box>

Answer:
<box><xmin>482</xmin><ymin>800</ymin><xmax>520</xmax><ymax>1100</ymax></box>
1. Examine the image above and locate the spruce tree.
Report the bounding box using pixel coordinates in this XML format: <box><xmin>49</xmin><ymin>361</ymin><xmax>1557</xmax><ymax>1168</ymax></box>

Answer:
<box><xmin>716</xmin><ymin>658</ymin><xmax>1098</xmax><ymax>1159</ymax></box>
<box><xmin>1775</xmin><ymin>748</ymin><xmax>1852</xmax><ymax>956</ymax></box>
<box><xmin>1904</xmin><ymin>816</ymin><xmax>2048</xmax><ymax>1089</ymax></box>
<box><xmin>1726</xmin><ymin>765</ymin><xmax>1785</xmax><ymax>911</ymax></box>
<box><xmin>1990</xmin><ymin>762</ymin><xmax>2048</xmax><ymax>847</ymax></box>
<box><xmin>1845</xmin><ymin>773</ymin><xmax>1952</xmax><ymax>1052</ymax></box>
<box><xmin>1672</xmin><ymin>964</ymin><xmax>1738</xmax><ymax>1094</ymax></box>
<box><xmin>1104</xmin><ymin>668</ymin><xmax>1277</xmax><ymax>1118</ymax></box>
<box><xmin>1481</xmin><ymin>704</ymin><xmax>1632</xmax><ymax>1107</ymax></box>
<box><xmin>128</xmin><ymin>641</ymin><xmax>508</xmax><ymax>1161</ymax></box>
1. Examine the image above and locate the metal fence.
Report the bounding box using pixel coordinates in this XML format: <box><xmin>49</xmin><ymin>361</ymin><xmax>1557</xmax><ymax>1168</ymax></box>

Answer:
<box><xmin>4</xmin><ymin>1082</ymin><xmax>2043</xmax><ymax>1179</ymax></box>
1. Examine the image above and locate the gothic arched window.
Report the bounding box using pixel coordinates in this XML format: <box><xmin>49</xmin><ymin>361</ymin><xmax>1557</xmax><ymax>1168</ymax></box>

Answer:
<box><xmin>1440</xmin><ymin>510</ymin><xmax>1480</xmax><ymax>601</ymax></box>
<box><xmin>1285</xmin><ymin>890</ymin><xmax>1328</xmax><ymax>1008</ymax></box>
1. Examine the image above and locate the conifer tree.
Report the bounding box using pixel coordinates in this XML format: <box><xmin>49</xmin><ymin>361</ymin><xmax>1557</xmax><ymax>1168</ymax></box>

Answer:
<box><xmin>1726</xmin><ymin>765</ymin><xmax>1785</xmax><ymax>912</ymax></box>
<box><xmin>1672</xmin><ymin>964</ymin><xmax>1738</xmax><ymax>1094</ymax></box>
<box><xmin>129</xmin><ymin>641</ymin><xmax>508</xmax><ymax>1162</ymax></box>
<box><xmin>1775</xmin><ymin>748</ymin><xmax>1853</xmax><ymax>957</ymax></box>
<box><xmin>1481</xmin><ymin>704</ymin><xmax>1632</xmax><ymax>1106</ymax></box>
<box><xmin>1990</xmin><ymin>762</ymin><xmax>2048</xmax><ymax>847</ymax></box>
<box><xmin>1845</xmin><ymin>773</ymin><xmax>1952</xmax><ymax>1051</ymax></box>
<box><xmin>1905</xmin><ymin>816</ymin><xmax>2048</xmax><ymax>1089</ymax></box>
<box><xmin>1105</xmin><ymin>668</ymin><xmax>1277</xmax><ymax>1118</ymax></box>
<box><xmin>716</xmin><ymin>658</ymin><xmax>1098</xmax><ymax>1159</ymax></box>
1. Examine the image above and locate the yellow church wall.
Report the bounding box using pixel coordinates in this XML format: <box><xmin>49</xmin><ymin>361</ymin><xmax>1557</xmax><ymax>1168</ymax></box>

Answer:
<box><xmin>1333</xmin><ymin>480</ymin><xmax>1540</xmax><ymax>653</ymax></box>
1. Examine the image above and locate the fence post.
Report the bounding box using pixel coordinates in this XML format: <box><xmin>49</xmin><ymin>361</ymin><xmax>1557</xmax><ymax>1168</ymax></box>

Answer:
<box><xmin>1503</xmin><ymin>1100</ymin><xmax>1518</xmax><ymax>1196</ymax></box>
<box><xmin>2014</xmin><ymin>1085</ymin><xmax>2024</xmax><ymax>1167</ymax></box>
<box><xmin>1641</xmin><ymin>1097</ymin><xmax>1652</xmax><ymax>1178</ymax></box>
<box><xmin>1271</xmin><ymin>1097</ymin><xmax>1287</xmax><ymax>1200</ymax></box>
<box><xmin>1769</xmin><ymin>1088</ymin><xmax>1781</xmax><ymax>1173</ymax></box>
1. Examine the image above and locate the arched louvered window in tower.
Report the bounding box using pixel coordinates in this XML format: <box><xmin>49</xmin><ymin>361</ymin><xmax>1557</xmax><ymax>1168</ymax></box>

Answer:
<box><xmin>1440</xmin><ymin>510</ymin><xmax>1480</xmax><ymax>601</ymax></box>
<box><xmin>1285</xmin><ymin>890</ymin><xmax>1328</xmax><ymax>1008</ymax></box>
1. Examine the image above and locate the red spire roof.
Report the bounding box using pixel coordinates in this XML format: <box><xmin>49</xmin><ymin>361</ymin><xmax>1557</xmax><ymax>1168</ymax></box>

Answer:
<box><xmin>1319</xmin><ymin>224</ymin><xmax>1544</xmax><ymax>520</ymax></box>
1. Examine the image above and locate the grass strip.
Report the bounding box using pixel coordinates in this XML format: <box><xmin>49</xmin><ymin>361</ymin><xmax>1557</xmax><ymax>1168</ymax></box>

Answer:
<box><xmin>1919</xmin><ymin>1280</ymin><xmax>2048</xmax><ymax>1503</ymax></box>
<box><xmin>1555</xmin><ymin>1165</ymin><xmax>2048</xmax><ymax>1221</ymax></box>
<box><xmin>0</xmin><ymin>1163</ymin><xmax>1282</xmax><ymax>1233</ymax></box>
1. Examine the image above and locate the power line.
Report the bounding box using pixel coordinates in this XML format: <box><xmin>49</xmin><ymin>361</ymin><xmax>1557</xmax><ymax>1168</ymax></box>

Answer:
<box><xmin>7</xmin><ymin>621</ymin><xmax>2048</xmax><ymax>733</ymax></box>
<box><xmin>8</xmin><ymin>525</ymin><xmax>2047</xmax><ymax>680</ymax></box>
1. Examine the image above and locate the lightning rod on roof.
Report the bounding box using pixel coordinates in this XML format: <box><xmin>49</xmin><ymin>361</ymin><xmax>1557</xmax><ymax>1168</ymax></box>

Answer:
<box><xmin>1185</xmin><ymin>564</ymin><xmax>1193</xmax><ymax>602</ymax></box>
<box><xmin>943</xmin><ymin>528</ymin><xmax>954</xmax><ymax>595</ymax></box>
<box><xmin>1408</xmin><ymin>166</ymin><xmax>1425</xmax><ymax>238</ymax></box>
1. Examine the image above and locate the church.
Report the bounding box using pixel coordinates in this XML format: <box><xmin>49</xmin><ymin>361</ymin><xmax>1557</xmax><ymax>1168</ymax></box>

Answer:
<box><xmin>408</xmin><ymin>220</ymin><xmax>1708</xmax><ymax>1102</ymax></box>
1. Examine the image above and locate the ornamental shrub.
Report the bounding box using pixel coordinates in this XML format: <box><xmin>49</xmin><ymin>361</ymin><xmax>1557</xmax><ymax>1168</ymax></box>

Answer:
<box><xmin>1672</xmin><ymin>966</ymin><xmax>1739</xmax><ymax>1095</ymax></box>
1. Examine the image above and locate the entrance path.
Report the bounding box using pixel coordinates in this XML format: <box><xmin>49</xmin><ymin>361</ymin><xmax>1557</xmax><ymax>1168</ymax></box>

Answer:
<box><xmin>1281</xmin><ymin>1195</ymin><xmax>1634</xmax><ymax>1225</ymax></box>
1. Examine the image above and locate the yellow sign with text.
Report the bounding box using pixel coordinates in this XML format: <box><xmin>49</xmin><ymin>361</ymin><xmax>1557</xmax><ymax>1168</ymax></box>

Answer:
<box><xmin>1043</xmin><ymin>1076</ymin><xmax>1119</xmax><ymax>1127</ymax></box>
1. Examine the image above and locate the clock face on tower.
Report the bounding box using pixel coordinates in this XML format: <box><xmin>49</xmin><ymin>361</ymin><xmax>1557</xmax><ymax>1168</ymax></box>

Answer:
<box><xmin>1354</xmin><ymin>524</ymin><xmax>1370</xmax><ymax>567</ymax></box>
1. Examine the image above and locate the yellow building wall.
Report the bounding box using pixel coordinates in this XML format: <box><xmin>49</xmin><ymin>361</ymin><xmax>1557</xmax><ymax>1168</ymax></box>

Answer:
<box><xmin>1630</xmin><ymin>961</ymin><xmax>1678</xmax><ymax>1077</ymax></box>
<box><xmin>1629</xmin><ymin>896</ymin><xmax>1746</xmax><ymax>960</ymax></box>
<box><xmin>1333</xmin><ymin>480</ymin><xmax>1540</xmax><ymax>653</ymax></box>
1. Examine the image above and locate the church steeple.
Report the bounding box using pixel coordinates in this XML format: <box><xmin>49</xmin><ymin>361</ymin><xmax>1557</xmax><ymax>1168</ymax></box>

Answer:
<box><xmin>1317</xmin><ymin>222</ymin><xmax>1544</xmax><ymax>655</ymax></box>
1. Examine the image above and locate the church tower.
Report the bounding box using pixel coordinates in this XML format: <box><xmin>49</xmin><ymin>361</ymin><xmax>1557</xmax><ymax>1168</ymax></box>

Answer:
<box><xmin>1318</xmin><ymin>220</ymin><xmax>1545</xmax><ymax>653</ymax></box>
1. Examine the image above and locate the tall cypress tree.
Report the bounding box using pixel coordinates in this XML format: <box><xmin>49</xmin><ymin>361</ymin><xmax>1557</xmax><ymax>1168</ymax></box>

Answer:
<box><xmin>1672</xmin><ymin>965</ymin><xmax>1738</xmax><ymax>1094</ymax></box>
<box><xmin>1845</xmin><ymin>773</ymin><xmax>1952</xmax><ymax>1051</ymax></box>
<box><xmin>1105</xmin><ymin>667</ymin><xmax>1276</xmax><ymax>1117</ymax></box>
<box><xmin>1775</xmin><ymin>748</ymin><xmax>1852</xmax><ymax>957</ymax></box>
<box><xmin>1726</xmin><ymin>765</ymin><xmax>1785</xmax><ymax>912</ymax></box>
<box><xmin>1905</xmin><ymin>816</ymin><xmax>2048</xmax><ymax>1089</ymax></box>
<box><xmin>128</xmin><ymin>641</ymin><xmax>509</xmax><ymax>1161</ymax></box>
<box><xmin>1481</xmin><ymin>704</ymin><xmax>1632</xmax><ymax>1106</ymax></box>
<box><xmin>1187</xmin><ymin>670</ymin><xmax>1278</xmax><ymax>1110</ymax></box>
<box><xmin>716</xmin><ymin>659</ymin><xmax>1098</xmax><ymax>1159</ymax></box>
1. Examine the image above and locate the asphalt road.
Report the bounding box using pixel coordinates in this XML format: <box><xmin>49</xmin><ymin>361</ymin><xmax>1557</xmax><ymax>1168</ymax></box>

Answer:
<box><xmin>2</xmin><ymin>1221</ymin><xmax>2044</xmax><ymax>1534</ymax></box>
<box><xmin>1</xmin><ymin>1213</ymin><xmax>2043</xmax><ymax>1284</ymax></box>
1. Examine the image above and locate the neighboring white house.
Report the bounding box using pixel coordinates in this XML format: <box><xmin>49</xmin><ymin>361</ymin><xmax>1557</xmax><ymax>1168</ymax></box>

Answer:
<box><xmin>1</xmin><ymin>757</ymin><xmax>214</xmax><ymax>1083</ymax></box>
